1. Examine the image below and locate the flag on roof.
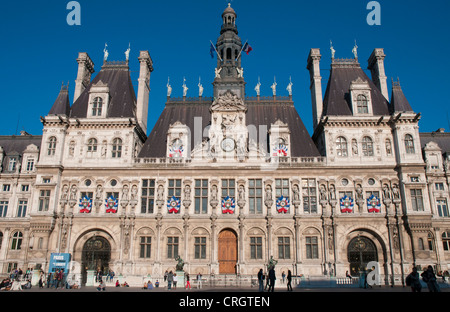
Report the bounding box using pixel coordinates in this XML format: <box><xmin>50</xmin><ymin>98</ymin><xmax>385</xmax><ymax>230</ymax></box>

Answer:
<box><xmin>210</xmin><ymin>43</ymin><xmax>215</xmax><ymax>58</ymax></box>
<box><xmin>243</xmin><ymin>42</ymin><xmax>253</xmax><ymax>55</ymax></box>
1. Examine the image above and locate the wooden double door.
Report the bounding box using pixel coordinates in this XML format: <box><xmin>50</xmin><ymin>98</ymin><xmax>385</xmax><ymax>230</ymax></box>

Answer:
<box><xmin>218</xmin><ymin>229</ymin><xmax>238</xmax><ymax>274</ymax></box>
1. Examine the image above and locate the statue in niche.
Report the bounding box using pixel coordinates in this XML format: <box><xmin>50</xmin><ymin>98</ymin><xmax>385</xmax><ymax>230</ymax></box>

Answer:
<box><xmin>211</xmin><ymin>185</ymin><xmax>218</xmax><ymax>201</ymax></box>
<box><xmin>292</xmin><ymin>184</ymin><xmax>300</xmax><ymax>202</ymax></box>
<box><xmin>61</xmin><ymin>185</ymin><xmax>69</xmax><ymax>201</ymax></box>
<box><xmin>319</xmin><ymin>184</ymin><xmax>328</xmax><ymax>201</ymax></box>
<box><xmin>122</xmin><ymin>184</ymin><xmax>129</xmax><ymax>201</ymax></box>
<box><xmin>356</xmin><ymin>184</ymin><xmax>363</xmax><ymax>200</ymax></box>
<box><xmin>238</xmin><ymin>185</ymin><xmax>245</xmax><ymax>201</ymax></box>
<box><xmin>69</xmin><ymin>185</ymin><xmax>78</xmax><ymax>201</ymax></box>
<box><xmin>392</xmin><ymin>184</ymin><xmax>400</xmax><ymax>200</ymax></box>
<box><xmin>184</xmin><ymin>184</ymin><xmax>191</xmax><ymax>199</ymax></box>
<box><xmin>329</xmin><ymin>184</ymin><xmax>336</xmax><ymax>201</ymax></box>
<box><xmin>383</xmin><ymin>184</ymin><xmax>391</xmax><ymax>200</ymax></box>
<box><xmin>95</xmin><ymin>185</ymin><xmax>103</xmax><ymax>201</ymax></box>
<box><xmin>157</xmin><ymin>185</ymin><xmax>164</xmax><ymax>201</ymax></box>
<box><xmin>131</xmin><ymin>185</ymin><xmax>138</xmax><ymax>201</ymax></box>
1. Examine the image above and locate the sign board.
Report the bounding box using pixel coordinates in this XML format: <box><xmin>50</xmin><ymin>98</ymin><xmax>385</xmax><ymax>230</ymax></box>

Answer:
<box><xmin>48</xmin><ymin>253</ymin><xmax>71</xmax><ymax>273</ymax></box>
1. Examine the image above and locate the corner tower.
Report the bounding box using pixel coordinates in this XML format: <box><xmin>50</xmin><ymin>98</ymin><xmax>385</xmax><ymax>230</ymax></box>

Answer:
<box><xmin>213</xmin><ymin>4</ymin><xmax>246</xmax><ymax>99</ymax></box>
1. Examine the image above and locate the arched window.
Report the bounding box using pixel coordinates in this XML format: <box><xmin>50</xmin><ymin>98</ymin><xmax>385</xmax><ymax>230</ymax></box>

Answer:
<box><xmin>11</xmin><ymin>231</ymin><xmax>22</xmax><ymax>250</ymax></box>
<box><xmin>92</xmin><ymin>97</ymin><xmax>103</xmax><ymax>116</ymax></box>
<box><xmin>336</xmin><ymin>137</ymin><xmax>348</xmax><ymax>157</ymax></box>
<box><xmin>405</xmin><ymin>134</ymin><xmax>415</xmax><ymax>154</ymax></box>
<box><xmin>47</xmin><ymin>137</ymin><xmax>57</xmax><ymax>156</ymax></box>
<box><xmin>362</xmin><ymin>136</ymin><xmax>374</xmax><ymax>156</ymax></box>
<box><xmin>112</xmin><ymin>138</ymin><xmax>122</xmax><ymax>158</ymax></box>
<box><xmin>87</xmin><ymin>138</ymin><xmax>98</xmax><ymax>156</ymax></box>
<box><xmin>357</xmin><ymin>94</ymin><xmax>369</xmax><ymax>114</ymax></box>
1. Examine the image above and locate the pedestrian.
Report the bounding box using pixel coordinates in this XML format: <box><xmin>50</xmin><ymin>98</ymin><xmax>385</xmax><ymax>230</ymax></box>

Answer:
<box><xmin>281</xmin><ymin>271</ymin><xmax>286</xmax><ymax>284</ymax></box>
<box><xmin>164</xmin><ymin>270</ymin><xmax>168</xmax><ymax>282</ymax></box>
<box><xmin>97</xmin><ymin>280</ymin><xmax>106</xmax><ymax>291</ymax></box>
<box><xmin>287</xmin><ymin>270</ymin><xmax>292</xmax><ymax>291</ymax></box>
<box><xmin>257</xmin><ymin>269</ymin><xmax>264</xmax><ymax>292</ymax></box>
<box><xmin>167</xmin><ymin>270</ymin><xmax>173</xmax><ymax>290</ymax></box>
<box><xmin>197</xmin><ymin>272</ymin><xmax>202</xmax><ymax>289</ymax></box>
<box><xmin>406</xmin><ymin>267</ymin><xmax>422</xmax><ymax>292</ymax></box>
<box><xmin>421</xmin><ymin>265</ymin><xmax>440</xmax><ymax>292</ymax></box>
<box><xmin>268</xmin><ymin>266</ymin><xmax>276</xmax><ymax>292</ymax></box>
<box><xmin>185</xmin><ymin>273</ymin><xmax>191</xmax><ymax>289</ymax></box>
<box><xmin>173</xmin><ymin>273</ymin><xmax>178</xmax><ymax>289</ymax></box>
<box><xmin>115</xmin><ymin>279</ymin><xmax>120</xmax><ymax>287</ymax></box>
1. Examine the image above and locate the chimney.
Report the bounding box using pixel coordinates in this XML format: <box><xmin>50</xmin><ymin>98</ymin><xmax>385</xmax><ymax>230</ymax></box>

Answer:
<box><xmin>74</xmin><ymin>52</ymin><xmax>95</xmax><ymax>103</ymax></box>
<box><xmin>136</xmin><ymin>51</ymin><xmax>154</xmax><ymax>135</ymax></box>
<box><xmin>368</xmin><ymin>48</ymin><xmax>389</xmax><ymax>101</ymax></box>
<box><xmin>307</xmin><ymin>49</ymin><xmax>323</xmax><ymax>130</ymax></box>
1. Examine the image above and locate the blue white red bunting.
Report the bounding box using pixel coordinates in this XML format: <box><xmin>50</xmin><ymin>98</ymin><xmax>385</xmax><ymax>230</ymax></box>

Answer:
<box><xmin>221</xmin><ymin>196</ymin><xmax>235</xmax><ymax>214</ymax></box>
<box><xmin>79</xmin><ymin>196</ymin><xmax>92</xmax><ymax>213</ymax></box>
<box><xmin>167</xmin><ymin>196</ymin><xmax>181</xmax><ymax>213</ymax></box>
<box><xmin>276</xmin><ymin>196</ymin><xmax>290</xmax><ymax>213</ymax></box>
<box><xmin>367</xmin><ymin>194</ymin><xmax>381</xmax><ymax>213</ymax></box>
<box><xmin>105</xmin><ymin>196</ymin><xmax>118</xmax><ymax>213</ymax></box>
<box><xmin>340</xmin><ymin>195</ymin><xmax>354</xmax><ymax>213</ymax></box>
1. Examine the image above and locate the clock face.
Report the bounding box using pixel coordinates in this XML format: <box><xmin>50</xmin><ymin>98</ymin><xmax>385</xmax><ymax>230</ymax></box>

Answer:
<box><xmin>221</xmin><ymin>138</ymin><xmax>235</xmax><ymax>152</ymax></box>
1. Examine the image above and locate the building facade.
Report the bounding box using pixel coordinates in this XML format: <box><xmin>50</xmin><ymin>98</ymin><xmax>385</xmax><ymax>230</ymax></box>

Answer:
<box><xmin>1</xmin><ymin>4</ymin><xmax>450</xmax><ymax>286</ymax></box>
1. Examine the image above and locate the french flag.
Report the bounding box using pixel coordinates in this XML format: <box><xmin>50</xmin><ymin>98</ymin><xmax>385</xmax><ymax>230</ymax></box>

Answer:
<box><xmin>243</xmin><ymin>42</ymin><xmax>253</xmax><ymax>55</ymax></box>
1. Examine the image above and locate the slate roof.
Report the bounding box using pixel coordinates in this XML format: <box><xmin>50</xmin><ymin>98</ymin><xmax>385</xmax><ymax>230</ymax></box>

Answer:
<box><xmin>322</xmin><ymin>60</ymin><xmax>391</xmax><ymax>116</ymax></box>
<box><xmin>138</xmin><ymin>97</ymin><xmax>320</xmax><ymax>158</ymax></box>
<box><xmin>420</xmin><ymin>131</ymin><xmax>450</xmax><ymax>154</ymax></box>
<box><xmin>0</xmin><ymin>135</ymin><xmax>42</xmax><ymax>172</ymax></box>
<box><xmin>390</xmin><ymin>80</ymin><xmax>413</xmax><ymax>113</ymax></box>
<box><xmin>49</xmin><ymin>84</ymin><xmax>71</xmax><ymax>116</ymax></box>
<box><xmin>70</xmin><ymin>62</ymin><xmax>137</xmax><ymax>119</ymax></box>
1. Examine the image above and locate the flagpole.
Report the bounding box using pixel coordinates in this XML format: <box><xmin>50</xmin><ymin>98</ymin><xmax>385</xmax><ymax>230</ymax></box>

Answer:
<box><xmin>236</xmin><ymin>40</ymin><xmax>248</xmax><ymax>61</ymax></box>
<box><xmin>210</xmin><ymin>40</ymin><xmax>223</xmax><ymax>61</ymax></box>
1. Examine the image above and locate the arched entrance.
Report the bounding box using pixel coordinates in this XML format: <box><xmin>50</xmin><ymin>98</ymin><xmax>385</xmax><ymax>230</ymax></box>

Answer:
<box><xmin>347</xmin><ymin>235</ymin><xmax>378</xmax><ymax>276</ymax></box>
<box><xmin>81</xmin><ymin>236</ymin><xmax>111</xmax><ymax>284</ymax></box>
<box><xmin>218</xmin><ymin>229</ymin><xmax>237</xmax><ymax>274</ymax></box>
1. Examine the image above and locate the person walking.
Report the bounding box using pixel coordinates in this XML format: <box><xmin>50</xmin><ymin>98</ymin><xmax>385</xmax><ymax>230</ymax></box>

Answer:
<box><xmin>286</xmin><ymin>270</ymin><xmax>292</xmax><ymax>291</ymax></box>
<box><xmin>421</xmin><ymin>265</ymin><xmax>440</xmax><ymax>292</ymax></box>
<box><xmin>185</xmin><ymin>273</ymin><xmax>191</xmax><ymax>290</ymax></box>
<box><xmin>257</xmin><ymin>269</ymin><xmax>264</xmax><ymax>292</ymax></box>
<box><xmin>268</xmin><ymin>267</ymin><xmax>276</xmax><ymax>292</ymax></box>
<box><xmin>406</xmin><ymin>267</ymin><xmax>422</xmax><ymax>292</ymax></box>
<box><xmin>173</xmin><ymin>273</ymin><xmax>178</xmax><ymax>289</ymax></box>
<box><xmin>196</xmin><ymin>273</ymin><xmax>202</xmax><ymax>289</ymax></box>
<box><xmin>167</xmin><ymin>270</ymin><xmax>173</xmax><ymax>290</ymax></box>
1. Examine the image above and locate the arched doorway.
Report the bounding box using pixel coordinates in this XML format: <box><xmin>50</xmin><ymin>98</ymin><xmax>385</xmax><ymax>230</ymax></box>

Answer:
<box><xmin>218</xmin><ymin>229</ymin><xmax>237</xmax><ymax>274</ymax></box>
<box><xmin>348</xmin><ymin>235</ymin><xmax>378</xmax><ymax>276</ymax></box>
<box><xmin>81</xmin><ymin>236</ymin><xmax>111</xmax><ymax>284</ymax></box>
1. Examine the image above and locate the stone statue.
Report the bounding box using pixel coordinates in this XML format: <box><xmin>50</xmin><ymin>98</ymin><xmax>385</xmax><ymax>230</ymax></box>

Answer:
<box><xmin>95</xmin><ymin>185</ymin><xmax>103</xmax><ymax>200</ymax></box>
<box><xmin>319</xmin><ymin>184</ymin><xmax>327</xmax><ymax>201</ymax></box>
<box><xmin>182</xmin><ymin>78</ymin><xmax>188</xmax><ymax>97</ymax></box>
<box><xmin>184</xmin><ymin>184</ymin><xmax>191</xmax><ymax>199</ymax></box>
<box><xmin>131</xmin><ymin>185</ymin><xmax>138</xmax><ymax>201</ymax></box>
<box><xmin>211</xmin><ymin>185</ymin><xmax>218</xmax><ymax>201</ymax></box>
<box><xmin>61</xmin><ymin>185</ymin><xmax>69</xmax><ymax>200</ymax></box>
<box><xmin>356</xmin><ymin>184</ymin><xmax>363</xmax><ymax>200</ymax></box>
<box><xmin>157</xmin><ymin>185</ymin><xmax>164</xmax><ymax>201</ymax></box>
<box><xmin>167</xmin><ymin>77</ymin><xmax>172</xmax><ymax>97</ymax></box>
<box><xmin>392</xmin><ymin>184</ymin><xmax>400</xmax><ymax>200</ymax></box>
<box><xmin>255</xmin><ymin>78</ymin><xmax>261</xmax><ymax>96</ymax></box>
<box><xmin>236</xmin><ymin>67</ymin><xmax>244</xmax><ymax>78</ymax></box>
<box><xmin>215</xmin><ymin>67</ymin><xmax>222</xmax><ymax>78</ymax></box>
<box><xmin>198</xmin><ymin>79</ymin><xmax>204</xmax><ymax>97</ymax></box>
<box><xmin>175</xmin><ymin>255</ymin><xmax>185</xmax><ymax>271</ymax></box>
<box><xmin>103</xmin><ymin>43</ymin><xmax>109</xmax><ymax>61</ymax></box>
<box><xmin>286</xmin><ymin>77</ymin><xmax>293</xmax><ymax>96</ymax></box>
<box><xmin>122</xmin><ymin>184</ymin><xmax>129</xmax><ymax>201</ymax></box>
<box><xmin>238</xmin><ymin>184</ymin><xmax>245</xmax><ymax>201</ymax></box>
<box><xmin>69</xmin><ymin>185</ymin><xmax>78</xmax><ymax>201</ymax></box>
<box><xmin>329</xmin><ymin>184</ymin><xmax>336</xmax><ymax>201</ymax></box>
<box><xmin>292</xmin><ymin>184</ymin><xmax>300</xmax><ymax>201</ymax></box>
<box><xmin>330</xmin><ymin>40</ymin><xmax>336</xmax><ymax>59</ymax></box>
<box><xmin>352</xmin><ymin>41</ymin><xmax>358</xmax><ymax>59</ymax></box>
<box><xmin>125</xmin><ymin>43</ymin><xmax>131</xmax><ymax>61</ymax></box>
<box><xmin>383</xmin><ymin>184</ymin><xmax>391</xmax><ymax>200</ymax></box>
<box><xmin>267</xmin><ymin>256</ymin><xmax>278</xmax><ymax>270</ymax></box>
<box><xmin>271</xmin><ymin>79</ymin><xmax>277</xmax><ymax>96</ymax></box>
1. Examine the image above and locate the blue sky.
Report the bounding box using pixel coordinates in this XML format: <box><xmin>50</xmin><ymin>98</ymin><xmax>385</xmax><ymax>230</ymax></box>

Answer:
<box><xmin>0</xmin><ymin>0</ymin><xmax>449</xmax><ymax>136</ymax></box>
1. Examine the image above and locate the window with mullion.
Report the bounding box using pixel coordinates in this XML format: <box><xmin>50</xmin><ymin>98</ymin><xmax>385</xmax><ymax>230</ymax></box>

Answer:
<box><xmin>248</xmin><ymin>179</ymin><xmax>262</xmax><ymax>214</ymax></box>
<box><xmin>221</xmin><ymin>179</ymin><xmax>235</xmax><ymax>200</ymax></box>
<box><xmin>195</xmin><ymin>179</ymin><xmax>208</xmax><ymax>214</ymax></box>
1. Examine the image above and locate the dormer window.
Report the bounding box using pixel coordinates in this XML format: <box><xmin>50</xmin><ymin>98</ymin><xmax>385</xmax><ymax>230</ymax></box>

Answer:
<box><xmin>357</xmin><ymin>95</ymin><xmax>369</xmax><ymax>114</ymax></box>
<box><xmin>91</xmin><ymin>97</ymin><xmax>103</xmax><ymax>116</ymax></box>
<box><xmin>7</xmin><ymin>157</ymin><xmax>16</xmax><ymax>171</ymax></box>
<box><xmin>350</xmin><ymin>78</ymin><xmax>372</xmax><ymax>116</ymax></box>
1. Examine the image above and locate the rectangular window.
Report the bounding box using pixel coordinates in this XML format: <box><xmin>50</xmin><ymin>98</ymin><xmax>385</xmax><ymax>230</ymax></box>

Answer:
<box><xmin>250</xmin><ymin>237</ymin><xmax>263</xmax><ymax>259</ymax></box>
<box><xmin>221</xmin><ymin>179</ymin><xmax>235</xmax><ymax>200</ymax></box>
<box><xmin>248</xmin><ymin>179</ymin><xmax>263</xmax><ymax>214</ymax></box>
<box><xmin>302</xmin><ymin>178</ymin><xmax>317</xmax><ymax>213</ymax></box>
<box><xmin>21</xmin><ymin>185</ymin><xmax>29</xmax><ymax>192</ymax></box>
<box><xmin>168</xmin><ymin>179</ymin><xmax>182</xmax><ymax>199</ymax></box>
<box><xmin>80</xmin><ymin>192</ymin><xmax>93</xmax><ymax>199</ymax></box>
<box><xmin>278</xmin><ymin>237</ymin><xmax>290</xmax><ymax>259</ymax></box>
<box><xmin>3</xmin><ymin>184</ymin><xmax>10</xmax><ymax>192</ymax></box>
<box><xmin>8</xmin><ymin>158</ymin><xmax>16</xmax><ymax>172</ymax></box>
<box><xmin>141</xmin><ymin>179</ymin><xmax>155</xmax><ymax>214</ymax></box>
<box><xmin>437</xmin><ymin>199</ymin><xmax>449</xmax><ymax>217</ymax></box>
<box><xmin>0</xmin><ymin>201</ymin><xmax>8</xmax><ymax>217</ymax></box>
<box><xmin>339</xmin><ymin>191</ymin><xmax>353</xmax><ymax>199</ymax></box>
<box><xmin>194</xmin><ymin>237</ymin><xmax>207</xmax><ymax>259</ymax></box>
<box><xmin>435</xmin><ymin>183</ymin><xmax>445</xmax><ymax>191</ymax></box>
<box><xmin>139</xmin><ymin>236</ymin><xmax>152</xmax><ymax>258</ymax></box>
<box><xmin>275</xmin><ymin>179</ymin><xmax>289</xmax><ymax>198</ymax></box>
<box><xmin>26</xmin><ymin>158</ymin><xmax>34</xmax><ymax>172</ymax></box>
<box><xmin>410</xmin><ymin>189</ymin><xmax>424</xmax><ymax>211</ymax></box>
<box><xmin>17</xmin><ymin>200</ymin><xmax>27</xmax><ymax>217</ymax></box>
<box><xmin>39</xmin><ymin>190</ymin><xmax>51</xmax><ymax>211</ymax></box>
<box><xmin>306</xmin><ymin>236</ymin><xmax>319</xmax><ymax>259</ymax></box>
<box><xmin>167</xmin><ymin>236</ymin><xmax>179</xmax><ymax>259</ymax></box>
<box><xmin>194</xmin><ymin>179</ymin><xmax>208</xmax><ymax>214</ymax></box>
